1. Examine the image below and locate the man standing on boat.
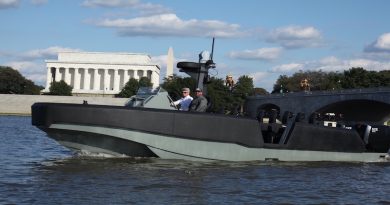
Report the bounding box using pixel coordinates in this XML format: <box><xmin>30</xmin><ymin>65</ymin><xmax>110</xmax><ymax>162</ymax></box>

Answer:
<box><xmin>189</xmin><ymin>88</ymin><xmax>208</xmax><ymax>112</ymax></box>
<box><xmin>172</xmin><ymin>87</ymin><xmax>193</xmax><ymax>111</ymax></box>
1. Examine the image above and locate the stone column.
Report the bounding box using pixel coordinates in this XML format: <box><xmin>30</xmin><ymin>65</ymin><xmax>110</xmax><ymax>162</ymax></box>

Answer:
<box><xmin>84</xmin><ymin>69</ymin><xmax>90</xmax><ymax>90</ymax></box>
<box><xmin>64</xmin><ymin>68</ymin><xmax>71</xmax><ymax>85</ymax></box>
<box><xmin>74</xmin><ymin>68</ymin><xmax>80</xmax><ymax>90</ymax></box>
<box><xmin>104</xmin><ymin>69</ymin><xmax>109</xmax><ymax>91</ymax></box>
<box><xmin>113</xmin><ymin>69</ymin><xmax>120</xmax><ymax>91</ymax></box>
<box><xmin>125</xmin><ymin>69</ymin><xmax>131</xmax><ymax>84</ymax></box>
<box><xmin>134</xmin><ymin>69</ymin><xmax>139</xmax><ymax>80</ymax></box>
<box><xmin>94</xmin><ymin>69</ymin><xmax>100</xmax><ymax>90</ymax></box>
<box><xmin>45</xmin><ymin>67</ymin><xmax>51</xmax><ymax>89</ymax></box>
<box><xmin>151</xmin><ymin>70</ymin><xmax>160</xmax><ymax>88</ymax></box>
<box><xmin>55</xmin><ymin>67</ymin><xmax>61</xmax><ymax>82</ymax></box>
<box><xmin>142</xmin><ymin>70</ymin><xmax>147</xmax><ymax>77</ymax></box>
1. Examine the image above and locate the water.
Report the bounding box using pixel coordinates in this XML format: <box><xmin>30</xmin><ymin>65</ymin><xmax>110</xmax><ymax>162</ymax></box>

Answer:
<box><xmin>1</xmin><ymin>116</ymin><xmax>390</xmax><ymax>205</ymax></box>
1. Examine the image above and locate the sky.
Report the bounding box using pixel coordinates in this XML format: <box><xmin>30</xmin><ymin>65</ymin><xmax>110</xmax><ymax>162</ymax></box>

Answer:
<box><xmin>0</xmin><ymin>0</ymin><xmax>389</xmax><ymax>91</ymax></box>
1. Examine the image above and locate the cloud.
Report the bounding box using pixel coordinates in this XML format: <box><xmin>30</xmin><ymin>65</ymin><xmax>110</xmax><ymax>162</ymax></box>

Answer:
<box><xmin>82</xmin><ymin>0</ymin><xmax>139</xmax><ymax>8</ymax></box>
<box><xmin>5</xmin><ymin>61</ymin><xmax>47</xmax><ymax>85</ymax></box>
<box><xmin>228</xmin><ymin>47</ymin><xmax>283</xmax><ymax>61</ymax></box>
<box><xmin>272</xmin><ymin>63</ymin><xmax>304</xmax><ymax>73</ymax></box>
<box><xmin>5</xmin><ymin>61</ymin><xmax>43</xmax><ymax>73</ymax></box>
<box><xmin>0</xmin><ymin>0</ymin><xmax>19</xmax><ymax>9</ymax></box>
<box><xmin>364</xmin><ymin>32</ymin><xmax>390</xmax><ymax>53</ymax></box>
<box><xmin>31</xmin><ymin>0</ymin><xmax>48</xmax><ymax>5</ymax></box>
<box><xmin>93</xmin><ymin>13</ymin><xmax>246</xmax><ymax>38</ymax></box>
<box><xmin>82</xmin><ymin>0</ymin><xmax>171</xmax><ymax>16</ymax></box>
<box><xmin>1</xmin><ymin>46</ymin><xmax>84</xmax><ymax>86</ymax></box>
<box><xmin>267</xmin><ymin>25</ymin><xmax>323</xmax><ymax>49</ymax></box>
<box><xmin>0</xmin><ymin>0</ymin><xmax>47</xmax><ymax>9</ymax></box>
<box><xmin>272</xmin><ymin>56</ymin><xmax>390</xmax><ymax>74</ymax></box>
<box><xmin>249</xmin><ymin>71</ymin><xmax>269</xmax><ymax>84</ymax></box>
<box><xmin>20</xmin><ymin>46</ymin><xmax>83</xmax><ymax>60</ymax></box>
<box><xmin>133</xmin><ymin>2</ymin><xmax>172</xmax><ymax>16</ymax></box>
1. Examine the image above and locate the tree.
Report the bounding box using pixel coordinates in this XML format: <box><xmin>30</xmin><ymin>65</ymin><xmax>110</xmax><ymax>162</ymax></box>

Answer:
<box><xmin>272</xmin><ymin>75</ymin><xmax>291</xmax><ymax>93</ymax></box>
<box><xmin>23</xmin><ymin>79</ymin><xmax>44</xmax><ymax>95</ymax></box>
<box><xmin>378</xmin><ymin>70</ymin><xmax>390</xmax><ymax>87</ymax></box>
<box><xmin>0</xmin><ymin>66</ymin><xmax>43</xmax><ymax>94</ymax></box>
<box><xmin>254</xmin><ymin>87</ymin><xmax>268</xmax><ymax>95</ymax></box>
<box><xmin>341</xmin><ymin>67</ymin><xmax>369</xmax><ymax>88</ymax></box>
<box><xmin>117</xmin><ymin>78</ymin><xmax>139</xmax><ymax>98</ymax></box>
<box><xmin>233</xmin><ymin>75</ymin><xmax>254</xmax><ymax>103</ymax></box>
<box><xmin>206</xmin><ymin>77</ymin><xmax>234</xmax><ymax>113</ymax></box>
<box><xmin>272</xmin><ymin>67</ymin><xmax>389</xmax><ymax>93</ymax></box>
<box><xmin>117</xmin><ymin>77</ymin><xmax>154</xmax><ymax>98</ymax></box>
<box><xmin>138</xmin><ymin>76</ymin><xmax>153</xmax><ymax>87</ymax></box>
<box><xmin>49</xmin><ymin>80</ymin><xmax>72</xmax><ymax>96</ymax></box>
<box><xmin>161</xmin><ymin>74</ymin><xmax>196</xmax><ymax>101</ymax></box>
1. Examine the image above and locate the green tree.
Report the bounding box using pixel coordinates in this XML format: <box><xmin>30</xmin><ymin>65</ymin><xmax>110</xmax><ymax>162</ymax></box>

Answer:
<box><xmin>117</xmin><ymin>77</ymin><xmax>154</xmax><ymax>98</ymax></box>
<box><xmin>273</xmin><ymin>75</ymin><xmax>292</xmax><ymax>93</ymax></box>
<box><xmin>378</xmin><ymin>70</ymin><xmax>390</xmax><ymax>86</ymax></box>
<box><xmin>117</xmin><ymin>78</ymin><xmax>139</xmax><ymax>98</ymax></box>
<box><xmin>206</xmin><ymin>77</ymin><xmax>234</xmax><ymax>113</ymax></box>
<box><xmin>254</xmin><ymin>87</ymin><xmax>269</xmax><ymax>95</ymax></box>
<box><xmin>233</xmin><ymin>75</ymin><xmax>254</xmax><ymax>104</ymax></box>
<box><xmin>341</xmin><ymin>67</ymin><xmax>370</xmax><ymax>88</ymax></box>
<box><xmin>23</xmin><ymin>79</ymin><xmax>44</xmax><ymax>94</ymax></box>
<box><xmin>271</xmin><ymin>67</ymin><xmax>390</xmax><ymax>93</ymax></box>
<box><xmin>161</xmin><ymin>74</ymin><xmax>196</xmax><ymax>101</ymax></box>
<box><xmin>138</xmin><ymin>76</ymin><xmax>153</xmax><ymax>87</ymax></box>
<box><xmin>0</xmin><ymin>66</ymin><xmax>43</xmax><ymax>94</ymax></box>
<box><xmin>49</xmin><ymin>80</ymin><xmax>72</xmax><ymax>96</ymax></box>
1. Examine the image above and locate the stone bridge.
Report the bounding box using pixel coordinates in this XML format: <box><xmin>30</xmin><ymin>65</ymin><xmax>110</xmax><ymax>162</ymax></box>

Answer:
<box><xmin>244</xmin><ymin>87</ymin><xmax>390</xmax><ymax>124</ymax></box>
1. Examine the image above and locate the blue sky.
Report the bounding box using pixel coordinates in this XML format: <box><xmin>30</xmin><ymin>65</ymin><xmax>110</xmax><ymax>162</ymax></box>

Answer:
<box><xmin>1</xmin><ymin>0</ymin><xmax>389</xmax><ymax>91</ymax></box>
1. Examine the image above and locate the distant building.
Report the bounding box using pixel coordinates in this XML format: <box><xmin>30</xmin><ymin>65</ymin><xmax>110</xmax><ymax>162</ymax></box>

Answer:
<box><xmin>166</xmin><ymin>47</ymin><xmax>174</xmax><ymax>79</ymax></box>
<box><xmin>42</xmin><ymin>52</ymin><xmax>160</xmax><ymax>96</ymax></box>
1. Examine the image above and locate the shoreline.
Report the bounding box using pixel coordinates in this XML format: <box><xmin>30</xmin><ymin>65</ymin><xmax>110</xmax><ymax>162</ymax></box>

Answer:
<box><xmin>0</xmin><ymin>113</ymin><xmax>31</xmax><ymax>116</ymax></box>
<box><xmin>0</xmin><ymin>94</ymin><xmax>128</xmax><ymax>116</ymax></box>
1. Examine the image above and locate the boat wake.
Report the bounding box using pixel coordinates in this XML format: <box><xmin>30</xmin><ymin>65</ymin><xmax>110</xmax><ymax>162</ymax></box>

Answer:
<box><xmin>76</xmin><ymin>150</ymin><xmax>129</xmax><ymax>158</ymax></box>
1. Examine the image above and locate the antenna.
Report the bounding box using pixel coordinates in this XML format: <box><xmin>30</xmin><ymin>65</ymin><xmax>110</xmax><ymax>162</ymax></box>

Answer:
<box><xmin>210</xmin><ymin>37</ymin><xmax>215</xmax><ymax>60</ymax></box>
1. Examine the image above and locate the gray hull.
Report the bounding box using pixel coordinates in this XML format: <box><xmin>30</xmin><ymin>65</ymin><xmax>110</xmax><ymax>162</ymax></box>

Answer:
<box><xmin>32</xmin><ymin>103</ymin><xmax>390</xmax><ymax>162</ymax></box>
<box><xmin>46</xmin><ymin>123</ymin><xmax>389</xmax><ymax>162</ymax></box>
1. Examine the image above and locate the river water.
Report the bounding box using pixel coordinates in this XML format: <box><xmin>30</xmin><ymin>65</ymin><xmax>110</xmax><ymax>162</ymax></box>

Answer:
<box><xmin>1</xmin><ymin>115</ymin><xmax>389</xmax><ymax>204</ymax></box>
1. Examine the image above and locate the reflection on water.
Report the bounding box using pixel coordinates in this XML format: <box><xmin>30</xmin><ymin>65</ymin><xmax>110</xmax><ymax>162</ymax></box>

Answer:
<box><xmin>1</xmin><ymin>116</ymin><xmax>390</xmax><ymax>204</ymax></box>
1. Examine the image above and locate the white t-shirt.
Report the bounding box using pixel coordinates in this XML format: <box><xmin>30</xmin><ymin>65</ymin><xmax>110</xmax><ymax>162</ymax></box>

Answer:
<box><xmin>173</xmin><ymin>95</ymin><xmax>193</xmax><ymax>111</ymax></box>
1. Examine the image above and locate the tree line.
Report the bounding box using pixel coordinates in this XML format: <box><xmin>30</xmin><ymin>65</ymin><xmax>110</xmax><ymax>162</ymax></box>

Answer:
<box><xmin>0</xmin><ymin>66</ymin><xmax>43</xmax><ymax>95</ymax></box>
<box><xmin>272</xmin><ymin>67</ymin><xmax>390</xmax><ymax>93</ymax></box>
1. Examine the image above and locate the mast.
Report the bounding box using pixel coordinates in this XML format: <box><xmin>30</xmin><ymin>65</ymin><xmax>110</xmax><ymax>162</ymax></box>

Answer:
<box><xmin>176</xmin><ymin>38</ymin><xmax>215</xmax><ymax>95</ymax></box>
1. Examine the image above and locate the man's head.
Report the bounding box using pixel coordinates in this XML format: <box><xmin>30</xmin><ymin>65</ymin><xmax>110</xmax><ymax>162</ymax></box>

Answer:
<box><xmin>182</xmin><ymin>87</ymin><xmax>190</xmax><ymax>96</ymax></box>
<box><xmin>195</xmin><ymin>88</ymin><xmax>203</xmax><ymax>96</ymax></box>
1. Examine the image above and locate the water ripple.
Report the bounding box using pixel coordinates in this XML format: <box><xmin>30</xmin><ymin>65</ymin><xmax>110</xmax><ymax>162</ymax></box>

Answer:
<box><xmin>1</xmin><ymin>116</ymin><xmax>390</xmax><ymax>204</ymax></box>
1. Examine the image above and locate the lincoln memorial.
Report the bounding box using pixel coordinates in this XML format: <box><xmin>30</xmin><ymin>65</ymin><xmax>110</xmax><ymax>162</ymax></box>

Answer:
<box><xmin>42</xmin><ymin>52</ymin><xmax>160</xmax><ymax>96</ymax></box>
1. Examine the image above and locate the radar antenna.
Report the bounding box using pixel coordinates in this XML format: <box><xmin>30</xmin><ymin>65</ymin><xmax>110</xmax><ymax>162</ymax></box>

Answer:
<box><xmin>176</xmin><ymin>38</ymin><xmax>216</xmax><ymax>95</ymax></box>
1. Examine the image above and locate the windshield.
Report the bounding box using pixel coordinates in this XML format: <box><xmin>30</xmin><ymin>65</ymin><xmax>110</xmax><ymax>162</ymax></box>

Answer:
<box><xmin>136</xmin><ymin>86</ymin><xmax>161</xmax><ymax>95</ymax></box>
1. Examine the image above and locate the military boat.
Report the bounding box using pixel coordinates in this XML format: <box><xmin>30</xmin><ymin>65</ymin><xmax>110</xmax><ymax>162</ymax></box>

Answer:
<box><xmin>32</xmin><ymin>41</ymin><xmax>390</xmax><ymax>162</ymax></box>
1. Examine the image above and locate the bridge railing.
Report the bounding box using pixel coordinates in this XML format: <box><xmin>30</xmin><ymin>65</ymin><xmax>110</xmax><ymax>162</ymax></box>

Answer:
<box><xmin>248</xmin><ymin>87</ymin><xmax>390</xmax><ymax>99</ymax></box>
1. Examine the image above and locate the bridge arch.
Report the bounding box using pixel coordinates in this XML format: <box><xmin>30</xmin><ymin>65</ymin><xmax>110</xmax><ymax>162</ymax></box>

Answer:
<box><xmin>314</xmin><ymin>99</ymin><xmax>390</xmax><ymax>123</ymax></box>
<box><xmin>255</xmin><ymin>103</ymin><xmax>281</xmax><ymax>123</ymax></box>
<box><xmin>256</xmin><ymin>103</ymin><xmax>280</xmax><ymax>115</ymax></box>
